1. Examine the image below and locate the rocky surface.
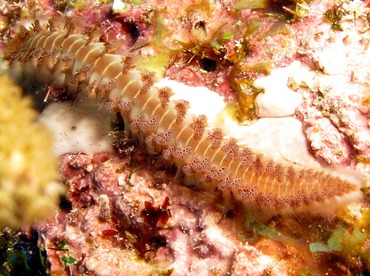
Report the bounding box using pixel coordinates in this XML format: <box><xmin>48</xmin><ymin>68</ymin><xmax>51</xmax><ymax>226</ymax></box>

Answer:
<box><xmin>37</xmin><ymin>149</ymin><xmax>366</xmax><ymax>275</ymax></box>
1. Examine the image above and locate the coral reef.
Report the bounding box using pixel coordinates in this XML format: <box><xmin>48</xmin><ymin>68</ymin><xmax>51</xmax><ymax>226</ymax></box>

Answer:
<box><xmin>0</xmin><ymin>72</ymin><xmax>64</xmax><ymax>228</ymax></box>
<box><xmin>0</xmin><ymin>0</ymin><xmax>370</xmax><ymax>274</ymax></box>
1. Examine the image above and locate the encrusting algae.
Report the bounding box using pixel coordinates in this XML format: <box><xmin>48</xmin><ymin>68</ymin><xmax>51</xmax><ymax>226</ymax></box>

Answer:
<box><xmin>0</xmin><ymin>72</ymin><xmax>64</xmax><ymax>228</ymax></box>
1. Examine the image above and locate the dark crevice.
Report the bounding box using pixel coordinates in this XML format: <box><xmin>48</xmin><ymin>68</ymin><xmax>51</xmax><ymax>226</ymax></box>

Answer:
<box><xmin>199</xmin><ymin>58</ymin><xmax>217</xmax><ymax>72</ymax></box>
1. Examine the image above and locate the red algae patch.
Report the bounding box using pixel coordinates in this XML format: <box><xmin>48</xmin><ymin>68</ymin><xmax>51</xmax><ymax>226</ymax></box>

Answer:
<box><xmin>36</xmin><ymin>150</ymin><xmax>287</xmax><ymax>275</ymax></box>
<box><xmin>39</xmin><ymin>149</ymin><xmax>274</xmax><ymax>274</ymax></box>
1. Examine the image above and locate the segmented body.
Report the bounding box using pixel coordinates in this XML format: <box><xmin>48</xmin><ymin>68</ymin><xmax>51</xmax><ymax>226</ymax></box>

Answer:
<box><xmin>4</xmin><ymin>17</ymin><xmax>363</xmax><ymax>213</ymax></box>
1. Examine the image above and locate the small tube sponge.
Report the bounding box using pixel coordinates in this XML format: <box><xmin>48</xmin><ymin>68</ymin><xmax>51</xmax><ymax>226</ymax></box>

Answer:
<box><xmin>0</xmin><ymin>72</ymin><xmax>64</xmax><ymax>228</ymax></box>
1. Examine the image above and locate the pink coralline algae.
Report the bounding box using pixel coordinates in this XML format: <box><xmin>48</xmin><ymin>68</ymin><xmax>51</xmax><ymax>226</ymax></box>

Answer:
<box><xmin>37</xmin><ymin>151</ymin><xmax>292</xmax><ymax>275</ymax></box>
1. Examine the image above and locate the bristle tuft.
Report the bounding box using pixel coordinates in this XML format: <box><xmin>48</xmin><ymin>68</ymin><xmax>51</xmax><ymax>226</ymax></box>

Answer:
<box><xmin>207</xmin><ymin>128</ymin><xmax>223</xmax><ymax>149</ymax></box>
<box><xmin>191</xmin><ymin>115</ymin><xmax>207</xmax><ymax>140</ymax></box>
<box><xmin>222</xmin><ymin>138</ymin><xmax>239</xmax><ymax>161</ymax></box>
<box><xmin>30</xmin><ymin>20</ymin><xmax>43</xmax><ymax>33</ymax></box>
<box><xmin>163</xmin><ymin>143</ymin><xmax>192</xmax><ymax>160</ymax></box>
<box><xmin>130</xmin><ymin>114</ymin><xmax>160</xmax><ymax>133</ymax></box>
<box><xmin>98</xmin><ymin>79</ymin><xmax>118</xmax><ymax>96</ymax></box>
<box><xmin>140</xmin><ymin>71</ymin><xmax>156</xmax><ymax>94</ymax></box>
<box><xmin>174</xmin><ymin>100</ymin><xmax>190</xmax><ymax>124</ymax></box>
<box><xmin>158</xmin><ymin>87</ymin><xmax>173</xmax><ymax>107</ymax></box>
<box><xmin>183</xmin><ymin>157</ymin><xmax>211</xmax><ymax>175</ymax></box>
<box><xmin>150</xmin><ymin>129</ymin><xmax>174</xmax><ymax>147</ymax></box>
<box><xmin>121</xmin><ymin>54</ymin><xmax>135</xmax><ymax>74</ymax></box>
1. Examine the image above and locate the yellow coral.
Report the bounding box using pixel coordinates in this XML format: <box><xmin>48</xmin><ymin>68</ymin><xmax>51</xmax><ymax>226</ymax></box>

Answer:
<box><xmin>0</xmin><ymin>72</ymin><xmax>64</xmax><ymax>228</ymax></box>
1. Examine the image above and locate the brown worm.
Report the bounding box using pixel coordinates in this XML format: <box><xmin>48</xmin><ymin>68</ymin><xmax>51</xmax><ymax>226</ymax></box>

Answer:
<box><xmin>4</xmin><ymin>17</ymin><xmax>364</xmax><ymax>214</ymax></box>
